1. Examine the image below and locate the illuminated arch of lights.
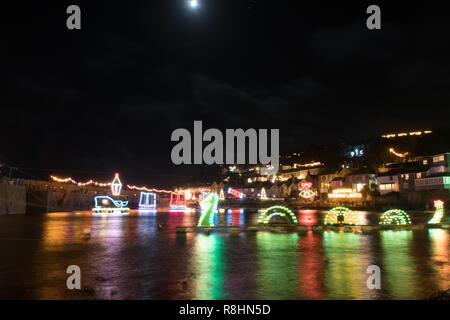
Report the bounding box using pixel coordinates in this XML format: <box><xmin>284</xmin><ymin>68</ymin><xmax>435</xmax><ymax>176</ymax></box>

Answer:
<box><xmin>389</xmin><ymin>148</ymin><xmax>409</xmax><ymax>158</ymax></box>
<box><xmin>379</xmin><ymin>209</ymin><xmax>411</xmax><ymax>225</ymax></box>
<box><xmin>428</xmin><ymin>200</ymin><xmax>445</xmax><ymax>224</ymax></box>
<box><xmin>324</xmin><ymin>207</ymin><xmax>358</xmax><ymax>226</ymax></box>
<box><xmin>257</xmin><ymin>206</ymin><xmax>298</xmax><ymax>225</ymax></box>
<box><xmin>198</xmin><ymin>193</ymin><xmax>219</xmax><ymax>227</ymax></box>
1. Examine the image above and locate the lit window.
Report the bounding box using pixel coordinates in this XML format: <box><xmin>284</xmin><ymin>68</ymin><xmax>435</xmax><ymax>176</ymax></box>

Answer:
<box><xmin>405</xmin><ymin>174</ymin><xmax>409</xmax><ymax>180</ymax></box>
<box><xmin>380</xmin><ymin>184</ymin><xmax>394</xmax><ymax>191</ymax></box>
<box><xmin>433</xmin><ymin>155</ymin><xmax>445</xmax><ymax>162</ymax></box>
<box><xmin>417</xmin><ymin>173</ymin><xmax>422</xmax><ymax>179</ymax></box>
<box><xmin>423</xmin><ymin>160</ymin><xmax>428</xmax><ymax>165</ymax></box>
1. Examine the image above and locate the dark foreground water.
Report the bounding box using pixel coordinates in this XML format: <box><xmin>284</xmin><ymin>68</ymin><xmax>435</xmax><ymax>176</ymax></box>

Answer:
<box><xmin>0</xmin><ymin>209</ymin><xmax>449</xmax><ymax>299</ymax></box>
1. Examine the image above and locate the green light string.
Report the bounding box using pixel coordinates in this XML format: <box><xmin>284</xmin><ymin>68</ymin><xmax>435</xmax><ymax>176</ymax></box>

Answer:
<box><xmin>198</xmin><ymin>193</ymin><xmax>219</xmax><ymax>227</ymax></box>
<box><xmin>428</xmin><ymin>200</ymin><xmax>445</xmax><ymax>224</ymax></box>
<box><xmin>379</xmin><ymin>209</ymin><xmax>411</xmax><ymax>226</ymax></box>
<box><xmin>324</xmin><ymin>206</ymin><xmax>358</xmax><ymax>225</ymax></box>
<box><xmin>258</xmin><ymin>205</ymin><xmax>298</xmax><ymax>225</ymax></box>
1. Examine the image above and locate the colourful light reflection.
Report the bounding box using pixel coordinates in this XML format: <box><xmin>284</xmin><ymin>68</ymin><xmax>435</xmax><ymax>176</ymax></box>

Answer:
<box><xmin>298</xmin><ymin>210</ymin><xmax>319</xmax><ymax>226</ymax></box>
<box><xmin>255</xmin><ymin>233</ymin><xmax>300</xmax><ymax>299</ymax></box>
<box><xmin>380</xmin><ymin>230</ymin><xmax>416</xmax><ymax>299</ymax></box>
<box><xmin>427</xmin><ymin>229</ymin><xmax>450</xmax><ymax>290</ymax></box>
<box><xmin>322</xmin><ymin>232</ymin><xmax>364</xmax><ymax>299</ymax></box>
<box><xmin>191</xmin><ymin>234</ymin><xmax>225</xmax><ymax>299</ymax></box>
<box><xmin>299</xmin><ymin>232</ymin><xmax>326</xmax><ymax>299</ymax></box>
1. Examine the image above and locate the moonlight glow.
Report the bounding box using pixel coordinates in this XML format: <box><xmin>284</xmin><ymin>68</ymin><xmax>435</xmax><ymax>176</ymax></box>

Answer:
<box><xmin>189</xmin><ymin>0</ymin><xmax>198</xmax><ymax>8</ymax></box>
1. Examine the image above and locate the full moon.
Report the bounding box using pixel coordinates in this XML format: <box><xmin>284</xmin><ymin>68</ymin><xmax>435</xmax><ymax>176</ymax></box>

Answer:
<box><xmin>189</xmin><ymin>0</ymin><xmax>198</xmax><ymax>8</ymax></box>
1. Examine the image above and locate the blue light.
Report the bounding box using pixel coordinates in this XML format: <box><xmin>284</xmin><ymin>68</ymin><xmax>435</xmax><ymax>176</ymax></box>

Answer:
<box><xmin>94</xmin><ymin>196</ymin><xmax>128</xmax><ymax>208</ymax></box>
<box><xmin>139</xmin><ymin>192</ymin><xmax>156</xmax><ymax>209</ymax></box>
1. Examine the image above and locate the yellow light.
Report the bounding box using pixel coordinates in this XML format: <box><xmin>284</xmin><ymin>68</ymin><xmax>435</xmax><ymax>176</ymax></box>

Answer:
<box><xmin>328</xmin><ymin>188</ymin><xmax>362</xmax><ymax>199</ymax></box>
<box><xmin>389</xmin><ymin>148</ymin><xmax>409</xmax><ymax>158</ymax></box>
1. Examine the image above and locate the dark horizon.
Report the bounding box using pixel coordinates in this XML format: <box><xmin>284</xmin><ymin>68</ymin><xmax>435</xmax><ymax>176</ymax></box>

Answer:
<box><xmin>2</xmin><ymin>1</ymin><xmax>450</xmax><ymax>187</ymax></box>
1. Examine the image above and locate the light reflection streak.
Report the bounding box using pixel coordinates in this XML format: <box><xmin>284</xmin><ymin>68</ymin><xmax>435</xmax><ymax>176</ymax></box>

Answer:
<box><xmin>322</xmin><ymin>232</ymin><xmax>364</xmax><ymax>299</ymax></box>
<box><xmin>380</xmin><ymin>230</ymin><xmax>416</xmax><ymax>299</ymax></box>
<box><xmin>191</xmin><ymin>234</ymin><xmax>225</xmax><ymax>299</ymax></box>
<box><xmin>256</xmin><ymin>233</ymin><xmax>299</xmax><ymax>299</ymax></box>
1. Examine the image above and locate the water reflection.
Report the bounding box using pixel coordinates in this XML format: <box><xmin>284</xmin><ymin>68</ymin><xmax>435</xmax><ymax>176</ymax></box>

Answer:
<box><xmin>323</xmin><ymin>232</ymin><xmax>364</xmax><ymax>299</ymax></box>
<box><xmin>428</xmin><ymin>229</ymin><xmax>450</xmax><ymax>291</ymax></box>
<box><xmin>256</xmin><ymin>233</ymin><xmax>299</xmax><ymax>299</ymax></box>
<box><xmin>380</xmin><ymin>230</ymin><xmax>416</xmax><ymax>299</ymax></box>
<box><xmin>191</xmin><ymin>234</ymin><xmax>225</xmax><ymax>299</ymax></box>
<box><xmin>0</xmin><ymin>209</ymin><xmax>449</xmax><ymax>300</ymax></box>
<box><xmin>299</xmin><ymin>232</ymin><xmax>326</xmax><ymax>299</ymax></box>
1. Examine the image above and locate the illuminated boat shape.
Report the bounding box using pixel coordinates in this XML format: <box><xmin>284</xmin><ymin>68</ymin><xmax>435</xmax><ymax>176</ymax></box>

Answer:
<box><xmin>92</xmin><ymin>196</ymin><xmax>129</xmax><ymax>215</ymax></box>
<box><xmin>170</xmin><ymin>192</ymin><xmax>187</xmax><ymax>211</ymax></box>
<box><xmin>138</xmin><ymin>192</ymin><xmax>157</xmax><ymax>210</ymax></box>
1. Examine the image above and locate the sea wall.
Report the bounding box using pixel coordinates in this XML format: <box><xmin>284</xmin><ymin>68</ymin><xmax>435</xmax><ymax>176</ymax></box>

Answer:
<box><xmin>0</xmin><ymin>183</ymin><xmax>26</xmax><ymax>215</ymax></box>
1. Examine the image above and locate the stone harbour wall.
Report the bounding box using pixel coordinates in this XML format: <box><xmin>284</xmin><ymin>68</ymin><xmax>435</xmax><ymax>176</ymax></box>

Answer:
<box><xmin>0</xmin><ymin>183</ymin><xmax>26</xmax><ymax>215</ymax></box>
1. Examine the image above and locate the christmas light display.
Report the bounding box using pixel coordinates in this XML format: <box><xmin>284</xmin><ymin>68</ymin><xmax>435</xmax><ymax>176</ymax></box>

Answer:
<box><xmin>379</xmin><ymin>209</ymin><xmax>411</xmax><ymax>225</ymax></box>
<box><xmin>298</xmin><ymin>181</ymin><xmax>316</xmax><ymax>199</ymax></box>
<box><xmin>111</xmin><ymin>173</ymin><xmax>122</xmax><ymax>196</ymax></box>
<box><xmin>294</xmin><ymin>161</ymin><xmax>322</xmax><ymax>168</ymax></box>
<box><xmin>138</xmin><ymin>192</ymin><xmax>156</xmax><ymax>209</ymax></box>
<box><xmin>324</xmin><ymin>207</ymin><xmax>358</xmax><ymax>225</ymax></box>
<box><xmin>127</xmin><ymin>185</ymin><xmax>173</xmax><ymax>193</ymax></box>
<box><xmin>198</xmin><ymin>193</ymin><xmax>219</xmax><ymax>227</ymax></box>
<box><xmin>228</xmin><ymin>188</ymin><xmax>244</xmax><ymax>199</ymax></box>
<box><xmin>227</xmin><ymin>209</ymin><xmax>244</xmax><ymax>214</ymax></box>
<box><xmin>219</xmin><ymin>189</ymin><xmax>225</xmax><ymax>201</ymax></box>
<box><xmin>257</xmin><ymin>206</ymin><xmax>298</xmax><ymax>225</ymax></box>
<box><xmin>328</xmin><ymin>188</ymin><xmax>362</xmax><ymax>199</ymax></box>
<box><xmin>389</xmin><ymin>148</ymin><xmax>409</xmax><ymax>158</ymax></box>
<box><xmin>260</xmin><ymin>187</ymin><xmax>267</xmax><ymax>200</ymax></box>
<box><xmin>382</xmin><ymin>130</ymin><xmax>432</xmax><ymax>138</ymax></box>
<box><xmin>50</xmin><ymin>175</ymin><xmax>111</xmax><ymax>187</ymax></box>
<box><xmin>92</xmin><ymin>196</ymin><xmax>129</xmax><ymax>214</ymax></box>
<box><xmin>197</xmin><ymin>191</ymin><xmax>209</xmax><ymax>204</ymax></box>
<box><xmin>170</xmin><ymin>192</ymin><xmax>187</xmax><ymax>211</ymax></box>
<box><xmin>428</xmin><ymin>200</ymin><xmax>445</xmax><ymax>224</ymax></box>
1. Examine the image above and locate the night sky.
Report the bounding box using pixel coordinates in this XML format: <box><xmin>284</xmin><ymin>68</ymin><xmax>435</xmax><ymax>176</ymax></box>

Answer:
<box><xmin>2</xmin><ymin>1</ymin><xmax>450</xmax><ymax>186</ymax></box>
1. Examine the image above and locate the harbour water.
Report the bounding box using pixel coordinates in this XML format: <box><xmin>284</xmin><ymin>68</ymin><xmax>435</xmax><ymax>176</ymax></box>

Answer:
<box><xmin>0</xmin><ymin>209</ymin><xmax>448</xmax><ymax>299</ymax></box>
